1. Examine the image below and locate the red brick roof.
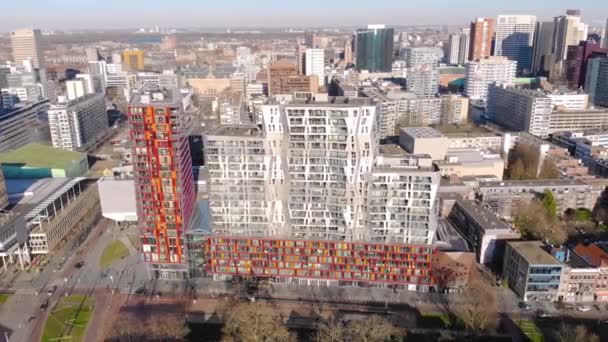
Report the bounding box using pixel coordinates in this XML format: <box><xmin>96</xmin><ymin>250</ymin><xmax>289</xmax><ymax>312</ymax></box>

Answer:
<box><xmin>574</xmin><ymin>243</ymin><xmax>608</xmax><ymax>267</ymax></box>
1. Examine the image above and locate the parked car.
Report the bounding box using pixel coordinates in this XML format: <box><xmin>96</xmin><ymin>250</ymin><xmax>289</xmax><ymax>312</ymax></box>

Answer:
<box><xmin>518</xmin><ymin>302</ymin><xmax>531</xmax><ymax>310</ymax></box>
<box><xmin>47</xmin><ymin>286</ymin><xmax>57</xmax><ymax>296</ymax></box>
<box><xmin>576</xmin><ymin>305</ymin><xmax>591</xmax><ymax>312</ymax></box>
<box><xmin>40</xmin><ymin>300</ymin><xmax>49</xmax><ymax>310</ymax></box>
<box><xmin>73</xmin><ymin>261</ymin><xmax>85</xmax><ymax>269</ymax></box>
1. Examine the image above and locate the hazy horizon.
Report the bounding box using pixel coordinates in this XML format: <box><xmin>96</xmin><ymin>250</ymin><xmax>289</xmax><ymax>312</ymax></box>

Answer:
<box><xmin>1</xmin><ymin>0</ymin><xmax>607</xmax><ymax>31</ymax></box>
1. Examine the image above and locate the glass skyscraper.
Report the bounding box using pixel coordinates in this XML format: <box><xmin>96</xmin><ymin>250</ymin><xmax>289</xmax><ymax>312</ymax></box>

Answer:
<box><xmin>355</xmin><ymin>25</ymin><xmax>394</xmax><ymax>73</ymax></box>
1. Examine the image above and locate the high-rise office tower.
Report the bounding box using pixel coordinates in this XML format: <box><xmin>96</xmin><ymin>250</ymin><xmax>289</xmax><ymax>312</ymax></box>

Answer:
<box><xmin>552</xmin><ymin>10</ymin><xmax>588</xmax><ymax>80</ymax></box>
<box><xmin>48</xmin><ymin>93</ymin><xmax>108</xmax><ymax>151</ymax></box>
<box><xmin>122</xmin><ymin>49</ymin><xmax>145</xmax><ymax>71</ymax></box>
<box><xmin>305</xmin><ymin>48</ymin><xmax>325</xmax><ymax>86</ymax></box>
<box><xmin>532</xmin><ymin>21</ymin><xmax>556</xmax><ymax>76</ymax></box>
<box><xmin>304</xmin><ymin>31</ymin><xmax>315</xmax><ymax>48</ymax></box>
<box><xmin>446</xmin><ymin>34</ymin><xmax>461</xmax><ymax>64</ymax></box>
<box><xmin>355</xmin><ymin>25</ymin><xmax>394</xmax><ymax>72</ymax></box>
<box><xmin>85</xmin><ymin>47</ymin><xmax>102</xmax><ymax>62</ymax></box>
<box><xmin>563</xmin><ymin>41</ymin><xmax>607</xmax><ymax>90</ymax></box>
<box><xmin>344</xmin><ymin>38</ymin><xmax>354</xmax><ymax>64</ymax></box>
<box><xmin>128</xmin><ymin>90</ymin><xmax>197</xmax><ymax>279</ymax></box>
<box><xmin>469</xmin><ymin>18</ymin><xmax>494</xmax><ymax>61</ymax></box>
<box><xmin>11</xmin><ymin>28</ymin><xmax>45</xmax><ymax>82</ymax></box>
<box><xmin>404</xmin><ymin>47</ymin><xmax>440</xmax><ymax>97</ymax></box>
<box><xmin>585</xmin><ymin>57</ymin><xmax>608</xmax><ymax>107</ymax></box>
<box><xmin>465</xmin><ymin>56</ymin><xmax>517</xmax><ymax>102</ymax></box>
<box><xmin>458</xmin><ymin>28</ymin><xmax>471</xmax><ymax>65</ymax></box>
<box><xmin>494</xmin><ymin>15</ymin><xmax>536</xmax><ymax>75</ymax></box>
<box><xmin>603</xmin><ymin>18</ymin><xmax>608</xmax><ymax>49</ymax></box>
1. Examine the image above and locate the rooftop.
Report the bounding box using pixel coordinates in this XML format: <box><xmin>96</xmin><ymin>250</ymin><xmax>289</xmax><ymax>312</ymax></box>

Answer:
<box><xmin>0</xmin><ymin>144</ymin><xmax>86</xmax><ymax>170</ymax></box>
<box><xmin>508</xmin><ymin>241</ymin><xmax>561</xmax><ymax>265</ymax></box>
<box><xmin>572</xmin><ymin>243</ymin><xmax>608</xmax><ymax>267</ymax></box>
<box><xmin>479</xmin><ymin>179</ymin><xmax>587</xmax><ymax>189</ymax></box>
<box><xmin>130</xmin><ymin>90</ymin><xmax>179</xmax><ymax>106</ymax></box>
<box><xmin>284</xmin><ymin>97</ymin><xmax>373</xmax><ymax>107</ymax></box>
<box><xmin>455</xmin><ymin>200</ymin><xmax>513</xmax><ymax>233</ymax></box>
<box><xmin>208</xmin><ymin>125</ymin><xmax>263</xmax><ymax>138</ymax></box>
<box><xmin>401</xmin><ymin>127</ymin><xmax>446</xmax><ymax>139</ymax></box>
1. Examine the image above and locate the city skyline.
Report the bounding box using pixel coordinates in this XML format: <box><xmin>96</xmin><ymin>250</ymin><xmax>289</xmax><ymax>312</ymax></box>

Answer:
<box><xmin>1</xmin><ymin>0</ymin><xmax>607</xmax><ymax>31</ymax></box>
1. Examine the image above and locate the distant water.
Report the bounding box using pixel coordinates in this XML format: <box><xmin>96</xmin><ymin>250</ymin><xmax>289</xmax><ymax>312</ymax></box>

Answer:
<box><xmin>127</xmin><ymin>36</ymin><xmax>162</xmax><ymax>44</ymax></box>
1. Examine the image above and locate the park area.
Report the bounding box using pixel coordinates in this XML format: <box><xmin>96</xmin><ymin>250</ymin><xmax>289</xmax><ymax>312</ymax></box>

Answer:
<box><xmin>99</xmin><ymin>240</ymin><xmax>130</xmax><ymax>269</ymax></box>
<box><xmin>41</xmin><ymin>295</ymin><xmax>94</xmax><ymax>342</ymax></box>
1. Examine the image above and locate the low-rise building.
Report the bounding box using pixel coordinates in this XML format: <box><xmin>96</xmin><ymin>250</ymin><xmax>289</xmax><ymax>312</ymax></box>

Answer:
<box><xmin>0</xmin><ymin>144</ymin><xmax>89</xmax><ymax>179</ymax></box>
<box><xmin>399</xmin><ymin>127</ymin><xmax>448</xmax><ymax>160</ymax></box>
<box><xmin>436</xmin><ymin>148</ymin><xmax>504</xmax><ymax>180</ymax></box>
<box><xmin>477</xmin><ymin>179</ymin><xmax>601</xmax><ymax>220</ymax></box>
<box><xmin>503</xmin><ymin>241</ymin><xmax>563</xmax><ymax>302</ymax></box>
<box><xmin>97</xmin><ymin>177</ymin><xmax>137</xmax><ymax>222</ymax></box>
<box><xmin>448</xmin><ymin>200</ymin><xmax>520</xmax><ymax>268</ymax></box>
<box><xmin>0</xmin><ymin>100</ymin><xmax>49</xmax><ymax>153</ymax></box>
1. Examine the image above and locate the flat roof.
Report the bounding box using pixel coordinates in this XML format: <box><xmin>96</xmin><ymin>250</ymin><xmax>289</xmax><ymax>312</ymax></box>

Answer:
<box><xmin>284</xmin><ymin>97</ymin><xmax>373</xmax><ymax>107</ymax></box>
<box><xmin>379</xmin><ymin>144</ymin><xmax>407</xmax><ymax>155</ymax></box>
<box><xmin>455</xmin><ymin>200</ymin><xmax>512</xmax><ymax>233</ymax></box>
<box><xmin>480</xmin><ymin>179</ymin><xmax>587</xmax><ymax>188</ymax></box>
<box><xmin>508</xmin><ymin>240</ymin><xmax>561</xmax><ymax>265</ymax></box>
<box><xmin>97</xmin><ymin>177</ymin><xmax>137</xmax><ymax>222</ymax></box>
<box><xmin>401</xmin><ymin>127</ymin><xmax>446</xmax><ymax>139</ymax></box>
<box><xmin>207</xmin><ymin>125</ymin><xmax>263</xmax><ymax>138</ymax></box>
<box><xmin>0</xmin><ymin>144</ymin><xmax>86</xmax><ymax>170</ymax></box>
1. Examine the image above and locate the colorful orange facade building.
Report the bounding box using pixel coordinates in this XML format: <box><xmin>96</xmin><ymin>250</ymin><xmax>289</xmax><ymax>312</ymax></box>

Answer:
<box><xmin>205</xmin><ymin>236</ymin><xmax>436</xmax><ymax>289</ymax></box>
<box><xmin>128</xmin><ymin>91</ymin><xmax>196</xmax><ymax>279</ymax></box>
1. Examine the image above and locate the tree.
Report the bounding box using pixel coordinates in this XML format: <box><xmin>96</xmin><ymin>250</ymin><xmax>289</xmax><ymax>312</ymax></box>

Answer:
<box><xmin>109</xmin><ymin>314</ymin><xmax>145</xmax><ymax>342</ymax></box>
<box><xmin>315</xmin><ymin>319</ymin><xmax>347</xmax><ymax>342</ymax></box>
<box><xmin>508</xmin><ymin>144</ymin><xmax>540</xmax><ymax>179</ymax></box>
<box><xmin>431</xmin><ymin>266</ymin><xmax>457</xmax><ymax>293</ymax></box>
<box><xmin>454</xmin><ymin>276</ymin><xmax>497</xmax><ymax>332</ymax></box>
<box><xmin>147</xmin><ymin>314</ymin><xmax>190</xmax><ymax>341</ymax></box>
<box><xmin>509</xmin><ymin>159</ymin><xmax>526</xmax><ymax>180</ymax></box>
<box><xmin>555</xmin><ymin>324</ymin><xmax>600</xmax><ymax>342</ymax></box>
<box><xmin>513</xmin><ymin>199</ymin><xmax>567</xmax><ymax>245</ymax></box>
<box><xmin>542</xmin><ymin>190</ymin><xmax>558</xmax><ymax>218</ymax></box>
<box><xmin>222</xmin><ymin>302</ymin><xmax>294</xmax><ymax>342</ymax></box>
<box><xmin>538</xmin><ymin>159</ymin><xmax>560</xmax><ymax>179</ymax></box>
<box><xmin>345</xmin><ymin>315</ymin><xmax>403</xmax><ymax>342</ymax></box>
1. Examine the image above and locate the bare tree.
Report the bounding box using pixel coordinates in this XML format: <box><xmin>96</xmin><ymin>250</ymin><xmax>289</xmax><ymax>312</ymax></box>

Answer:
<box><xmin>454</xmin><ymin>275</ymin><xmax>497</xmax><ymax>332</ymax></box>
<box><xmin>108</xmin><ymin>314</ymin><xmax>145</xmax><ymax>342</ymax></box>
<box><xmin>314</xmin><ymin>318</ymin><xmax>347</xmax><ymax>342</ymax></box>
<box><xmin>146</xmin><ymin>314</ymin><xmax>190</xmax><ymax>341</ymax></box>
<box><xmin>431</xmin><ymin>266</ymin><xmax>457</xmax><ymax>293</ymax></box>
<box><xmin>555</xmin><ymin>324</ymin><xmax>600</xmax><ymax>342</ymax></box>
<box><xmin>345</xmin><ymin>315</ymin><xmax>403</xmax><ymax>342</ymax></box>
<box><xmin>221</xmin><ymin>301</ymin><xmax>295</xmax><ymax>342</ymax></box>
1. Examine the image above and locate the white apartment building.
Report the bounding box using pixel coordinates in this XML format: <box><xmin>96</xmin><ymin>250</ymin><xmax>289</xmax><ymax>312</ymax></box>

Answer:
<box><xmin>305</xmin><ymin>48</ymin><xmax>325</xmax><ymax>87</ymax></box>
<box><xmin>205</xmin><ymin>98</ymin><xmax>441</xmax><ymax>245</ymax></box>
<box><xmin>494</xmin><ymin>15</ymin><xmax>536</xmax><ymax>74</ymax></box>
<box><xmin>48</xmin><ymin>93</ymin><xmax>108</xmax><ymax>151</ymax></box>
<box><xmin>403</xmin><ymin>47</ymin><xmax>441</xmax><ymax>97</ymax></box>
<box><xmin>465</xmin><ymin>56</ymin><xmax>517</xmax><ymax>102</ymax></box>
<box><xmin>547</xmin><ymin>93</ymin><xmax>589</xmax><ymax>111</ymax></box>
<box><xmin>486</xmin><ymin>84</ymin><xmax>552</xmax><ymax>137</ymax></box>
<box><xmin>66</xmin><ymin>75</ymin><xmax>95</xmax><ymax>101</ymax></box>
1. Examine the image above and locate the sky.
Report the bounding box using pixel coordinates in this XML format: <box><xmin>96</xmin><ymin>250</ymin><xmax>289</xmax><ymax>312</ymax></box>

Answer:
<box><xmin>0</xmin><ymin>0</ymin><xmax>606</xmax><ymax>31</ymax></box>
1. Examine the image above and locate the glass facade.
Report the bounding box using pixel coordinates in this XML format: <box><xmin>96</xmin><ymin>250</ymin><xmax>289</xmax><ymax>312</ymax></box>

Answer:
<box><xmin>355</xmin><ymin>27</ymin><xmax>394</xmax><ymax>73</ymax></box>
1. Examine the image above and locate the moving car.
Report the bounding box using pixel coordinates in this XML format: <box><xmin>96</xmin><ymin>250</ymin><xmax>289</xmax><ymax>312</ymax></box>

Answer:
<box><xmin>576</xmin><ymin>305</ymin><xmax>591</xmax><ymax>312</ymax></box>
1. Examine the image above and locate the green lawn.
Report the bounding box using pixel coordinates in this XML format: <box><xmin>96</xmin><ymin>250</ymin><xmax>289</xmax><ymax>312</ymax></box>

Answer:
<box><xmin>421</xmin><ymin>312</ymin><xmax>452</xmax><ymax>328</ymax></box>
<box><xmin>99</xmin><ymin>240</ymin><xmax>130</xmax><ymax>269</ymax></box>
<box><xmin>41</xmin><ymin>295</ymin><xmax>94</xmax><ymax>342</ymax></box>
<box><xmin>517</xmin><ymin>319</ymin><xmax>544</xmax><ymax>342</ymax></box>
<box><xmin>0</xmin><ymin>294</ymin><xmax>10</xmax><ymax>304</ymax></box>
